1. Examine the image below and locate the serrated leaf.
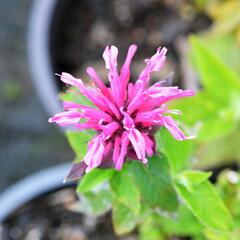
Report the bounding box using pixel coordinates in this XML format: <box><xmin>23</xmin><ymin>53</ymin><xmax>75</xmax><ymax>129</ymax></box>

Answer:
<box><xmin>110</xmin><ymin>165</ymin><xmax>141</xmax><ymax>214</ymax></box>
<box><xmin>128</xmin><ymin>155</ymin><xmax>179</xmax><ymax>212</ymax></box>
<box><xmin>112</xmin><ymin>202</ymin><xmax>139</xmax><ymax>235</ymax></box>
<box><xmin>138</xmin><ymin>215</ymin><xmax>165</xmax><ymax>240</ymax></box>
<box><xmin>112</xmin><ymin>202</ymin><xmax>149</xmax><ymax>235</ymax></box>
<box><xmin>175</xmin><ymin>170</ymin><xmax>212</xmax><ymax>192</ymax></box>
<box><xmin>77</xmin><ymin>168</ymin><xmax>115</xmax><ymax>193</ymax></box>
<box><xmin>175</xmin><ymin>174</ymin><xmax>233</xmax><ymax>232</ymax></box>
<box><xmin>76</xmin><ymin>185</ymin><xmax>113</xmax><ymax>217</ymax></box>
<box><xmin>157</xmin><ymin>205</ymin><xmax>203</xmax><ymax>236</ymax></box>
<box><xmin>156</xmin><ymin>128</ymin><xmax>193</xmax><ymax>174</ymax></box>
<box><xmin>66</xmin><ymin>130</ymin><xmax>94</xmax><ymax>160</ymax></box>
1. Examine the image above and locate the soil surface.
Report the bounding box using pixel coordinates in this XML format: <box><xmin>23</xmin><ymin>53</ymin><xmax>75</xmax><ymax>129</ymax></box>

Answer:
<box><xmin>1</xmin><ymin>186</ymin><xmax>135</xmax><ymax>240</ymax></box>
<box><xmin>1</xmin><ymin>186</ymin><xmax>189</xmax><ymax>240</ymax></box>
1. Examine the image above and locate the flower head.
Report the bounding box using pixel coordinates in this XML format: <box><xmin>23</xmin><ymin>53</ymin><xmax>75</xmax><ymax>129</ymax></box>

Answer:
<box><xmin>49</xmin><ymin>45</ymin><xmax>195</xmax><ymax>180</ymax></box>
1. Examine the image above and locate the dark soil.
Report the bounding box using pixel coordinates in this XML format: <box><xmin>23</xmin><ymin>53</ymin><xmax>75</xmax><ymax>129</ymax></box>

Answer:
<box><xmin>1</xmin><ymin>185</ymin><xmax>192</xmax><ymax>240</ymax></box>
<box><xmin>1</xmin><ymin>186</ymin><xmax>131</xmax><ymax>240</ymax></box>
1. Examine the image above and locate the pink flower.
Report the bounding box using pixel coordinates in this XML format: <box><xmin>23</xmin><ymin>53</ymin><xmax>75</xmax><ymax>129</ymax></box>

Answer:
<box><xmin>49</xmin><ymin>45</ymin><xmax>195</xmax><ymax>180</ymax></box>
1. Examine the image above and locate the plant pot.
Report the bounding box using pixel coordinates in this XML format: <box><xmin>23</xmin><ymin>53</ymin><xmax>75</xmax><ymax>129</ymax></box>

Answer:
<box><xmin>0</xmin><ymin>163</ymin><xmax>73</xmax><ymax>223</ymax></box>
<box><xmin>28</xmin><ymin>0</ymin><xmax>60</xmax><ymax>119</ymax></box>
<box><xmin>0</xmin><ymin>164</ymin><xmax>120</xmax><ymax>240</ymax></box>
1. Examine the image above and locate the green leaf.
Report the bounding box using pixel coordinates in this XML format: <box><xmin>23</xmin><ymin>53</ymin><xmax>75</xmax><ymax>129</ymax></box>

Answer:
<box><xmin>156</xmin><ymin>128</ymin><xmax>193</xmax><ymax>174</ymax></box>
<box><xmin>138</xmin><ymin>215</ymin><xmax>165</xmax><ymax>240</ymax></box>
<box><xmin>110</xmin><ymin>165</ymin><xmax>141</xmax><ymax>214</ymax></box>
<box><xmin>128</xmin><ymin>155</ymin><xmax>179</xmax><ymax>212</ymax></box>
<box><xmin>204</xmin><ymin>228</ymin><xmax>232</xmax><ymax>240</ymax></box>
<box><xmin>175</xmin><ymin>172</ymin><xmax>233</xmax><ymax>232</ymax></box>
<box><xmin>75</xmin><ymin>185</ymin><xmax>113</xmax><ymax>217</ymax></box>
<box><xmin>60</xmin><ymin>86</ymin><xmax>93</xmax><ymax>106</ymax></box>
<box><xmin>66</xmin><ymin>130</ymin><xmax>94</xmax><ymax>161</ymax></box>
<box><xmin>112</xmin><ymin>202</ymin><xmax>149</xmax><ymax>235</ymax></box>
<box><xmin>174</xmin><ymin>36</ymin><xmax>240</xmax><ymax>141</ymax></box>
<box><xmin>201</xmin><ymin>34</ymin><xmax>240</xmax><ymax>76</ymax></box>
<box><xmin>77</xmin><ymin>168</ymin><xmax>115</xmax><ymax>193</ymax></box>
<box><xmin>192</xmin><ymin>235</ymin><xmax>208</xmax><ymax>240</ymax></box>
<box><xmin>175</xmin><ymin>93</ymin><xmax>236</xmax><ymax>141</ymax></box>
<box><xmin>175</xmin><ymin>170</ymin><xmax>212</xmax><ymax>192</ymax></box>
<box><xmin>190</xmin><ymin>36</ymin><xmax>240</xmax><ymax>95</ymax></box>
<box><xmin>193</xmin><ymin>124</ymin><xmax>240</xmax><ymax>170</ymax></box>
<box><xmin>112</xmin><ymin>202</ymin><xmax>138</xmax><ymax>235</ymax></box>
<box><xmin>157</xmin><ymin>205</ymin><xmax>203</xmax><ymax>236</ymax></box>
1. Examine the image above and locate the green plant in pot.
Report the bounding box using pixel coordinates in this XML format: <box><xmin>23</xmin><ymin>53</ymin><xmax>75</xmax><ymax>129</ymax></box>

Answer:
<box><xmin>49</xmin><ymin>38</ymin><xmax>240</xmax><ymax>239</ymax></box>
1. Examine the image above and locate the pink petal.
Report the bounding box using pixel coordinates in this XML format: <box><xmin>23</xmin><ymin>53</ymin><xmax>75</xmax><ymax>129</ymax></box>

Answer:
<box><xmin>119</xmin><ymin>44</ymin><xmax>137</xmax><ymax>105</ymax></box>
<box><xmin>127</xmin><ymin>83</ymin><xmax>134</xmax><ymax>103</ymax></box>
<box><xmin>48</xmin><ymin>110</ymin><xmax>82</xmax><ymax>126</ymax></box>
<box><xmin>60</xmin><ymin>72</ymin><xmax>120</xmax><ymax>116</ymax></box>
<box><xmin>102</xmin><ymin>95</ymin><xmax>121</xmax><ymax>119</ymax></box>
<box><xmin>63</xmin><ymin>102</ymin><xmax>113</xmax><ymax>123</ymax></box>
<box><xmin>127</xmin><ymin>87</ymin><xmax>147</xmax><ymax>114</ymax></box>
<box><xmin>142</xmin><ymin>133</ymin><xmax>153</xmax><ymax>157</ymax></box>
<box><xmin>140</xmin><ymin>89</ymin><xmax>195</xmax><ymax>112</ymax></box>
<box><xmin>80</xmin><ymin>86</ymin><xmax>109</xmax><ymax>112</ymax></box>
<box><xmin>81</xmin><ymin>106</ymin><xmax>113</xmax><ymax>122</ymax></box>
<box><xmin>148</xmin><ymin>86</ymin><xmax>179</xmax><ymax>97</ymax></box>
<box><xmin>103</xmin><ymin>45</ymin><xmax>118</xmax><ymax>72</ymax></box>
<box><xmin>162</xmin><ymin>116</ymin><xmax>195</xmax><ymax>141</ymax></box>
<box><xmin>63</xmin><ymin>101</ymin><xmax>82</xmax><ymax>110</ymax></box>
<box><xmin>84</xmin><ymin>135</ymin><xmax>105</xmax><ymax>172</ymax></box>
<box><xmin>75</xmin><ymin>122</ymin><xmax>101</xmax><ymax>131</ymax></box>
<box><xmin>146</xmin><ymin>47</ymin><xmax>167</xmax><ymax>72</ymax></box>
<box><xmin>101</xmin><ymin>121</ymin><xmax>120</xmax><ymax>139</ymax></box>
<box><xmin>133</xmin><ymin>47</ymin><xmax>167</xmax><ymax>90</ymax></box>
<box><xmin>115</xmin><ymin>132</ymin><xmax>129</xmax><ymax>170</ymax></box>
<box><xmin>148</xmin><ymin>87</ymin><xmax>194</xmax><ymax>99</ymax></box>
<box><xmin>135</xmin><ymin>107</ymin><xmax>166</xmax><ymax>123</ymax></box>
<box><xmin>121</xmin><ymin>109</ymin><xmax>135</xmax><ymax>130</ymax></box>
<box><xmin>113</xmin><ymin>136</ymin><xmax>121</xmax><ymax>164</ymax></box>
<box><xmin>60</xmin><ymin>72</ymin><xmax>83</xmax><ymax>89</ymax></box>
<box><xmin>103</xmin><ymin>46</ymin><xmax>124</xmax><ymax>107</ymax></box>
<box><xmin>76</xmin><ymin>85</ymin><xmax>119</xmax><ymax>119</ymax></box>
<box><xmin>128</xmin><ymin>129</ymin><xmax>147</xmax><ymax>163</ymax></box>
<box><xmin>104</xmin><ymin>141</ymin><xmax>113</xmax><ymax>156</ymax></box>
<box><xmin>86</xmin><ymin>66</ymin><xmax>113</xmax><ymax>100</ymax></box>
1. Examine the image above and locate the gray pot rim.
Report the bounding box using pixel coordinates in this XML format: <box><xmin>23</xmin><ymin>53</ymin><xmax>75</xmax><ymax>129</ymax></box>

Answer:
<box><xmin>27</xmin><ymin>0</ymin><xmax>61</xmax><ymax>118</ymax></box>
<box><xmin>0</xmin><ymin>163</ymin><xmax>72</xmax><ymax>223</ymax></box>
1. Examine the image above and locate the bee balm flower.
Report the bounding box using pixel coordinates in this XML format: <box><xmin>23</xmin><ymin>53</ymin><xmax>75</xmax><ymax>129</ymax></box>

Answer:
<box><xmin>49</xmin><ymin>45</ymin><xmax>195</xmax><ymax>180</ymax></box>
